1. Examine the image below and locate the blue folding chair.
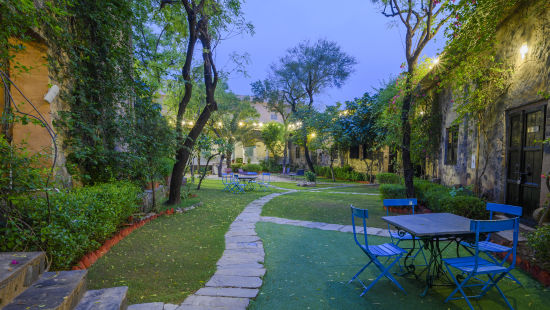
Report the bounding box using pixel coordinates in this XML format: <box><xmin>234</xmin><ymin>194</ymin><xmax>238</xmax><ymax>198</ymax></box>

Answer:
<box><xmin>383</xmin><ymin>199</ymin><xmax>428</xmax><ymax>268</ymax></box>
<box><xmin>232</xmin><ymin>174</ymin><xmax>246</xmax><ymax>193</ymax></box>
<box><xmin>221</xmin><ymin>173</ymin><xmax>234</xmax><ymax>192</ymax></box>
<box><xmin>461</xmin><ymin>203</ymin><xmax>522</xmax><ymax>285</ymax></box>
<box><xmin>258</xmin><ymin>173</ymin><xmax>271</xmax><ymax>191</ymax></box>
<box><xmin>443</xmin><ymin>218</ymin><xmax>519</xmax><ymax>310</ymax></box>
<box><xmin>348</xmin><ymin>205</ymin><xmax>407</xmax><ymax>297</ymax></box>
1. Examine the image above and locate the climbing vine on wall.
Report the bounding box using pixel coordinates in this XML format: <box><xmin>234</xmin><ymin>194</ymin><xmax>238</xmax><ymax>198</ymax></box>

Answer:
<box><xmin>51</xmin><ymin>0</ymin><xmax>136</xmax><ymax>184</ymax></box>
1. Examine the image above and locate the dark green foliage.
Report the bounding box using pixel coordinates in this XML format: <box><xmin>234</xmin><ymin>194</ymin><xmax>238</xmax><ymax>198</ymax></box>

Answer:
<box><xmin>422</xmin><ymin>186</ymin><xmax>451</xmax><ymax>212</ymax></box>
<box><xmin>230</xmin><ymin>163</ymin><xmax>242</xmax><ymax>171</ymax></box>
<box><xmin>379</xmin><ymin>184</ymin><xmax>406</xmax><ymax>199</ymax></box>
<box><xmin>528</xmin><ymin>225</ymin><xmax>550</xmax><ymax>270</ymax></box>
<box><xmin>243</xmin><ymin>164</ymin><xmax>262</xmax><ymax>172</ymax></box>
<box><xmin>0</xmin><ymin>182</ymin><xmax>141</xmax><ymax>270</ymax></box>
<box><xmin>305</xmin><ymin>171</ymin><xmax>316</xmax><ymax>182</ymax></box>
<box><xmin>441</xmin><ymin>196</ymin><xmax>487</xmax><ymax>220</ymax></box>
<box><xmin>314</xmin><ymin>165</ymin><xmax>365</xmax><ymax>181</ymax></box>
<box><xmin>54</xmin><ymin>0</ymin><xmax>136</xmax><ymax>184</ymax></box>
<box><xmin>376</xmin><ymin>173</ymin><xmax>402</xmax><ymax>184</ymax></box>
<box><xmin>260</xmin><ymin>159</ymin><xmax>282</xmax><ymax>173</ymax></box>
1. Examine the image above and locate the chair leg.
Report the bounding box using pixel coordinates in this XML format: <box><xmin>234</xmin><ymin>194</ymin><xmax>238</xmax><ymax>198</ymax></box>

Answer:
<box><xmin>444</xmin><ymin>264</ymin><xmax>475</xmax><ymax>310</ymax></box>
<box><xmin>488</xmin><ymin>252</ymin><xmax>522</xmax><ymax>286</ymax></box>
<box><xmin>348</xmin><ymin>260</ymin><xmax>373</xmax><ymax>284</ymax></box>
<box><xmin>485</xmin><ymin>274</ymin><xmax>514</xmax><ymax>310</ymax></box>
<box><xmin>363</xmin><ymin>256</ymin><xmax>406</xmax><ymax>295</ymax></box>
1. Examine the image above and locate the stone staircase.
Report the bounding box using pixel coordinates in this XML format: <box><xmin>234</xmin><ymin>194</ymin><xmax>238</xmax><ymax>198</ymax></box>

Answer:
<box><xmin>1</xmin><ymin>252</ymin><xmax>128</xmax><ymax>310</ymax></box>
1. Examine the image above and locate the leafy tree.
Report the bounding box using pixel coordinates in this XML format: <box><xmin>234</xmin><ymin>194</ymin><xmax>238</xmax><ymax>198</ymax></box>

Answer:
<box><xmin>261</xmin><ymin>122</ymin><xmax>284</xmax><ymax>161</ymax></box>
<box><xmin>373</xmin><ymin>0</ymin><xmax>459</xmax><ymax>197</ymax></box>
<box><xmin>161</xmin><ymin>0</ymin><xmax>252</xmax><ymax>205</ymax></box>
<box><xmin>251</xmin><ymin>79</ymin><xmax>292</xmax><ymax>172</ymax></box>
<box><xmin>271</xmin><ymin>39</ymin><xmax>356</xmax><ymax>172</ymax></box>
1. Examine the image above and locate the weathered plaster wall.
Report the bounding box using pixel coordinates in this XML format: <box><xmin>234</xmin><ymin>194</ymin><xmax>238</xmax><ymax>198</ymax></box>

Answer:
<box><xmin>438</xmin><ymin>1</ymin><xmax>550</xmax><ymax>209</ymax></box>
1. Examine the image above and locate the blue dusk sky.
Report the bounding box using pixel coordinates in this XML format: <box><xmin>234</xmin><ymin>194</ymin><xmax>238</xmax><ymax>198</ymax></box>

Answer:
<box><xmin>214</xmin><ymin>0</ymin><xmax>447</xmax><ymax>108</ymax></box>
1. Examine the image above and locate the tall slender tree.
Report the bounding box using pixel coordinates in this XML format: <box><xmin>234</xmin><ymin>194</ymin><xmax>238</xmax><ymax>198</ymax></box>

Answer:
<box><xmin>272</xmin><ymin>39</ymin><xmax>356</xmax><ymax>172</ymax></box>
<box><xmin>374</xmin><ymin>0</ymin><xmax>459</xmax><ymax>197</ymax></box>
<box><xmin>161</xmin><ymin>0</ymin><xmax>251</xmax><ymax>205</ymax></box>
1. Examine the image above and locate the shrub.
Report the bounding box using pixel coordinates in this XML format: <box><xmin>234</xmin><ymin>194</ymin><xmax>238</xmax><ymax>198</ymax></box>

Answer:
<box><xmin>379</xmin><ymin>184</ymin><xmax>406</xmax><ymax>199</ymax></box>
<box><xmin>235</xmin><ymin>158</ymin><xmax>243</xmax><ymax>164</ymax></box>
<box><xmin>305</xmin><ymin>171</ymin><xmax>316</xmax><ymax>182</ymax></box>
<box><xmin>423</xmin><ymin>186</ymin><xmax>450</xmax><ymax>212</ymax></box>
<box><xmin>230</xmin><ymin>163</ymin><xmax>242</xmax><ymax>171</ymax></box>
<box><xmin>0</xmin><ymin>181</ymin><xmax>141</xmax><ymax>270</ymax></box>
<box><xmin>243</xmin><ymin>163</ymin><xmax>262</xmax><ymax>172</ymax></box>
<box><xmin>528</xmin><ymin>225</ymin><xmax>550</xmax><ymax>270</ymax></box>
<box><xmin>260</xmin><ymin>159</ymin><xmax>282</xmax><ymax>173</ymax></box>
<box><xmin>376</xmin><ymin>173</ymin><xmax>401</xmax><ymax>184</ymax></box>
<box><xmin>441</xmin><ymin>196</ymin><xmax>487</xmax><ymax>220</ymax></box>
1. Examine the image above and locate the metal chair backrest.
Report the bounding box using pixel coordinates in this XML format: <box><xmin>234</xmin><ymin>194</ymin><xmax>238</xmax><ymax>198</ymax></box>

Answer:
<box><xmin>350</xmin><ymin>205</ymin><xmax>373</xmax><ymax>256</ymax></box>
<box><xmin>262</xmin><ymin>172</ymin><xmax>271</xmax><ymax>183</ymax></box>
<box><xmin>297</xmin><ymin>169</ymin><xmax>305</xmax><ymax>176</ymax></box>
<box><xmin>485</xmin><ymin>203</ymin><xmax>522</xmax><ymax>241</ymax></box>
<box><xmin>383</xmin><ymin>198</ymin><xmax>417</xmax><ymax>214</ymax></box>
<box><xmin>470</xmin><ymin>218</ymin><xmax>519</xmax><ymax>273</ymax></box>
<box><xmin>221</xmin><ymin>173</ymin><xmax>231</xmax><ymax>184</ymax></box>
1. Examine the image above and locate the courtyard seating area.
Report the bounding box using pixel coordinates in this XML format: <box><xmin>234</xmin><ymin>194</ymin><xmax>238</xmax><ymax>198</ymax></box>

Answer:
<box><xmin>79</xmin><ymin>179</ymin><xmax>548</xmax><ymax>308</ymax></box>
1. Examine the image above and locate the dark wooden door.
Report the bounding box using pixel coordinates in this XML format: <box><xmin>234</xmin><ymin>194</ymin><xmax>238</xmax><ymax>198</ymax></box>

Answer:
<box><xmin>506</xmin><ymin>106</ymin><xmax>546</xmax><ymax>221</ymax></box>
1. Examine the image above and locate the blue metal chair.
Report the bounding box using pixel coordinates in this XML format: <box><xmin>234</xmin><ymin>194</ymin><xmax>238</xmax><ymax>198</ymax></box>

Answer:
<box><xmin>258</xmin><ymin>173</ymin><xmax>271</xmax><ymax>191</ymax></box>
<box><xmin>383</xmin><ymin>199</ymin><xmax>428</xmax><ymax>268</ymax></box>
<box><xmin>349</xmin><ymin>205</ymin><xmax>407</xmax><ymax>297</ymax></box>
<box><xmin>221</xmin><ymin>173</ymin><xmax>234</xmax><ymax>192</ymax></box>
<box><xmin>461</xmin><ymin>203</ymin><xmax>522</xmax><ymax>285</ymax></box>
<box><xmin>443</xmin><ymin>218</ymin><xmax>519</xmax><ymax>310</ymax></box>
<box><xmin>232</xmin><ymin>174</ymin><xmax>246</xmax><ymax>193</ymax></box>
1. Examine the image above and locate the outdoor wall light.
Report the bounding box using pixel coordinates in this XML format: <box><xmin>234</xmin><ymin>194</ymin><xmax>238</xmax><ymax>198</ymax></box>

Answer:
<box><xmin>520</xmin><ymin>44</ymin><xmax>528</xmax><ymax>59</ymax></box>
<box><xmin>217</xmin><ymin>122</ymin><xmax>222</xmax><ymax>127</ymax></box>
<box><xmin>258</xmin><ymin>122</ymin><xmax>263</xmax><ymax>127</ymax></box>
<box><xmin>310</xmin><ymin>132</ymin><xmax>316</xmax><ymax>138</ymax></box>
<box><xmin>238</xmin><ymin>121</ymin><xmax>244</xmax><ymax>127</ymax></box>
<box><xmin>44</xmin><ymin>85</ymin><xmax>59</xmax><ymax>103</ymax></box>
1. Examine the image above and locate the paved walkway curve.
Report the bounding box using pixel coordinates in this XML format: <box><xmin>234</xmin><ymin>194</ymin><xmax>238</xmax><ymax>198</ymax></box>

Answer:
<box><xmin>128</xmin><ymin>185</ymin><xmax>380</xmax><ymax>310</ymax></box>
<box><xmin>175</xmin><ymin>190</ymin><xmax>297</xmax><ymax>310</ymax></box>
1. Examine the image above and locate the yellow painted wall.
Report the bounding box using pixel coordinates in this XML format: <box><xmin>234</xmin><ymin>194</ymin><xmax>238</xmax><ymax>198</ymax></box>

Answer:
<box><xmin>10</xmin><ymin>40</ymin><xmax>53</xmax><ymax>160</ymax></box>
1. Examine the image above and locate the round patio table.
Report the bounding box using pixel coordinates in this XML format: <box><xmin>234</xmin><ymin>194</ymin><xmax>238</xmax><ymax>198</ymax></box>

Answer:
<box><xmin>236</xmin><ymin>175</ymin><xmax>258</xmax><ymax>190</ymax></box>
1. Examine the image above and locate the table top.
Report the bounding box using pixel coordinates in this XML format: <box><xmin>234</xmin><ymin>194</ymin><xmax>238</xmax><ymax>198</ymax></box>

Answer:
<box><xmin>236</xmin><ymin>175</ymin><xmax>258</xmax><ymax>180</ymax></box>
<box><xmin>382</xmin><ymin>213</ymin><xmax>472</xmax><ymax>237</ymax></box>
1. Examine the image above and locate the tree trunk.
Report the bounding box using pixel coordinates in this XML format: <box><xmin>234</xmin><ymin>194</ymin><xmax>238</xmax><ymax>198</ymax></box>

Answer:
<box><xmin>197</xmin><ymin>153</ymin><xmax>217</xmax><ymax>190</ymax></box>
<box><xmin>304</xmin><ymin>144</ymin><xmax>315</xmax><ymax>173</ymax></box>
<box><xmin>151</xmin><ymin>180</ymin><xmax>156</xmax><ymax>210</ymax></box>
<box><xmin>282</xmin><ymin>142</ymin><xmax>288</xmax><ymax>174</ymax></box>
<box><xmin>401</xmin><ymin>70</ymin><xmax>415</xmax><ymax>198</ymax></box>
<box><xmin>218</xmin><ymin>154</ymin><xmax>224</xmax><ymax>177</ymax></box>
<box><xmin>330</xmin><ymin>159</ymin><xmax>335</xmax><ymax>182</ymax></box>
<box><xmin>166</xmin><ymin>9</ymin><xmax>198</xmax><ymax>205</ymax></box>
<box><xmin>226</xmin><ymin>150</ymin><xmax>232</xmax><ymax>168</ymax></box>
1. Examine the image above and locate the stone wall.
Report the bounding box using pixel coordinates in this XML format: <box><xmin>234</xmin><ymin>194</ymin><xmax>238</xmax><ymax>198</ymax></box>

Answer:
<box><xmin>437</xmin><ymin>0</ymin><xmax>550</xmax><ymax>211</ymax></box>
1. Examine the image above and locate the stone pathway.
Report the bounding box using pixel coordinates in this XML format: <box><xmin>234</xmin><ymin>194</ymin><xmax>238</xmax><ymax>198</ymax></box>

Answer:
<box><xmin>309</xmin><ymin>190</ymin><xmax>379</xmax><ymax>195</ymax></box>
<box><xmin>177</xmin><ymin>190</ymin><xmax>295</xmax><ymax>310</ymax></box>
<box><xmin>259</xmin><ymin>216</ymin><xmax>392</xmax><ymax>237</ymax></box>
<box><xmin>129</xmin><ymin>185</ymin><xmax>385</xmax><ymax>310</ymax></box>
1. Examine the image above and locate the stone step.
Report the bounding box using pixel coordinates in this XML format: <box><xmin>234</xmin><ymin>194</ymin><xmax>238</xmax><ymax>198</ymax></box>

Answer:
<box><xmin>75</xmin><ymin>286</ymin><xmax>128</xmax><ymax>310</ymax></box>
<box><xmin>3</xmin><ymin>270</ymin><xmax>87</xmax><ymax>310</ymax></box>
<box><xmin>127</xmin><ymin>302</ymin><xmax>164</xmax><ymax>310</ymax></box>
<box><xmin>0</xmin><ymin>252</ymin><xmax>47</xmax><ymax>308</ymax></box>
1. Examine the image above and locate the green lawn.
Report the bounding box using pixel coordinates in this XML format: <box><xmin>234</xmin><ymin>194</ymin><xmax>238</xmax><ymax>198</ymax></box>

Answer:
<box><xmin>261</xmin><ymin>190</ymin><xmax>388</xmax><ymax>228</ymax></box>
<box><xmin>87</xmin><ymin>179</ymin><xmax>280</xmax><ymax>304</ymax></box>
<box><xmin>316</xmin><ymin>184</ymin><xmax>381</xmax><ymax>194</ymax></box>
<box><xmin>251</xmin><ymin>222</ymin><xmax>550</xmax><ymax>310</ymax></box>
<box><xmin>269</xmin><ymin>181</ymin><xmax>352</xmax><ymax>191</ymax></box>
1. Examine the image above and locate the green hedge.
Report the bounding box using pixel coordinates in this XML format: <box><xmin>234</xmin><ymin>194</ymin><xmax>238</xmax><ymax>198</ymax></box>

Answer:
<box><xmin>379</xmin><ymin>184</ymin><xmax>406</xmax><ymax>199</ymax></box>
<box><xmin>376</xmin><ymin>173</ymin><xmax>402</xmax><ymax>184</ymax></box>
<box><xmin>379</xmin><ymin>180</ymin><xmax>486</xmax><ymax>218</ymax></box>
<box><xmin>528</xmin><ymin>225</ymin><xmax>550</xmax><ymax>270</ymax></box>
<box><xmin>441</xmin><ymin>196</ymin><xmax>487</xmax><ymax>220</ymax></box>
<box><xmin>315</xmin><ymin>165</ymin><xmax>366</xmax><ymax>181</ymax></box>
<box><xmin>0</xmin><ymin>182</ymin><xmax>141</xmax><ymax>270</ymax></box>
<box><xmin>230</xmin><ymin>163</ymin><xmax>242</xmax><ymax>171</ymax></box>
<box><xmin>243</xmin><ymin>163</ymin><xmax>262</xmax><ymax>172</ymax></box>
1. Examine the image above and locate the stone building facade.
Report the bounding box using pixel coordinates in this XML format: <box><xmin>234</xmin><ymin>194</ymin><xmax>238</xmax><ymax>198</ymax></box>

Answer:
<box><xmin>436</xmin><ymin>0</ymin><xmax>550</xmax><ymax>223</ymax></box>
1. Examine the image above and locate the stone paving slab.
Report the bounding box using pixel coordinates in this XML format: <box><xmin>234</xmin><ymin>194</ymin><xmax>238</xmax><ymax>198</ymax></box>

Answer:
<box><xmin>259</xmin><ymin>216</ymin><xmax>392</xmax><ymax>237</ymax></box>
<box><xmin>195</xmin><ymin>287</ymin><xmax>259</xmax><ymax>298</ymax></box>
<box><xmin>206</xmin><ymin>275</ymin><xmax>262</xmax><ymax>288</ymax></box>
<box><xmin>128</xmin><ymin>302</ymin><xmax>164</xmax><ymax>310</ymax></box>
<box><xmin>164</xmin><ymin>304</ymin><xmax>179</xmax><ymax>310</ymax></box>
<box><xmin>179</xmin><ymin>295</ymin><xmax>249</xmax><ymax>310</ymax></box>
<box><xmin>216</xmin><ymin>268</ymin><xmax>266</xmax><ymax>277</ymax></box>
